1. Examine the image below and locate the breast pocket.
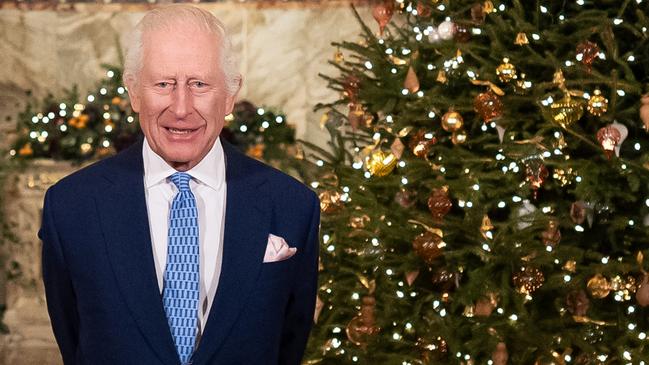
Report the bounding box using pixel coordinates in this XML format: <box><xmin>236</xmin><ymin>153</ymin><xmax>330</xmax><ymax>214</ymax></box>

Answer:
<box><xmin>259</xmin><ymin>256</ymin><xmax>296</xmax><ymax>285</ymax></box>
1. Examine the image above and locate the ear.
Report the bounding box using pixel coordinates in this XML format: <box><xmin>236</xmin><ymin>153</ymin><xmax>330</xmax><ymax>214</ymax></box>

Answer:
<box><xmin>224</xmin><ymin>74</ymin><xmax>243</xmax><ymax>115</ymax></box>
<box><xmin>124</xmin><ymin>74</ymin><xmax>141</xmax><ymax>113</ymax></box>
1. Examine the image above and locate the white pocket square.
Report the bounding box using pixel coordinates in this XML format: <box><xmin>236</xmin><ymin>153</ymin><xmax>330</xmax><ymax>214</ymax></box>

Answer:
<box><xmin>263</xmin><ymin>234</ymin><xmax>297</xmax><ymax>263</ymax></box>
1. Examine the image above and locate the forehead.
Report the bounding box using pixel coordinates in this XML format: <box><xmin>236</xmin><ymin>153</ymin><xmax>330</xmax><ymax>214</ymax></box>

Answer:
<box><xmin>141</xmin><ymin>26</ymin><xmax>221</xmax><ymax>78</ymax></box>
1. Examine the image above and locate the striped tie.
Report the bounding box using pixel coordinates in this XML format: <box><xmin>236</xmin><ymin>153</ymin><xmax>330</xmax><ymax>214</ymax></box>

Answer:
<box><xmin>163</xmin><ymin>172</ymin><xmax>200</xmax><ymax>364</ymax></box>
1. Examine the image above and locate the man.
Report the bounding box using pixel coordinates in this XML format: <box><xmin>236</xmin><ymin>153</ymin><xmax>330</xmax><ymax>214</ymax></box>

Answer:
<box><xmin>39</xmin><ymin>5</ymin><xmax>320</xmax><ymax>364</ymax></box>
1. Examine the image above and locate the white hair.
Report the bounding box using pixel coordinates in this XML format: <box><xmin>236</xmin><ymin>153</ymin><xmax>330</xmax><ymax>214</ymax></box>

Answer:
<box><xmin>123</xmin><ymin>4</ymin><xmax>241</xmax><ymax>95</ymax></box>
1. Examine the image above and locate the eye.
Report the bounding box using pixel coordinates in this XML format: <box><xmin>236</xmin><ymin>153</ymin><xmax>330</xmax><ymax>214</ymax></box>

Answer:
<box><xmin>191</xmin><ymin>81</ymin><xmax>207</xmax><ymax>88</ymax></box>
<box><xmin>155</xmin><ymin>81</ymin><xmax>174</xmax><ymax>88</ymax></box>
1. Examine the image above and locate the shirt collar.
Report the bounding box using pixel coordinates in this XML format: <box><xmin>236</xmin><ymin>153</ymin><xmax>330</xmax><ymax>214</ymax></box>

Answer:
<box><xmin>142</xmin><ymin>137</ymin><xmax>226</xmax><ymax>191</ymax></box>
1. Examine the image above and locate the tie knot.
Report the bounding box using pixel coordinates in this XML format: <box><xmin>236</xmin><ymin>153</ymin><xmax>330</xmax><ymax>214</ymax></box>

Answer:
<box><xmin>170</xmin><ymin>172</ymin><xmax>192</xmax><ymax>192</ymax></box>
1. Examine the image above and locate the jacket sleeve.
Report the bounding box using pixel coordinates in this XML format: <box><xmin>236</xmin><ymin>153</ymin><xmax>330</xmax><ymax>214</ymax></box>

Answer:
<box><xmin>39</xmin><ymin>187</ymin><xmax>80</xmax><ymax>364</ymax></box>
<box><xmin>277</xmin><ymin>192</ymin><xmax>320</xmax><ymax>365</ymax></box>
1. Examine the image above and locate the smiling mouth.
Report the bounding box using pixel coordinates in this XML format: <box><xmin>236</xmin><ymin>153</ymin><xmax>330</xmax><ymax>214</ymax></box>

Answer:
<box><xmin>165</xmin><ymin>127</ymin><xmax>200</xmax><ymax>135</ymax></box>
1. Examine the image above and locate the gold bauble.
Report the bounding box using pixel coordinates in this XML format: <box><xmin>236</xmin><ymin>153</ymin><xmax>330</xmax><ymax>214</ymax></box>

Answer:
<box><xmin>451</xmin><ymin>130</ymin><xmax>467</xmax><ymax>144</ymax></box>
<box><xmin>366</xmin><ymin>150</ymin><xmax>397</xmax><ymax>177</ymax></box>
<box><xmin>587</xmin><ymin>89</ymin><xmax>608</xmax><ymax>116</ymax></box>
<box><xmin>512</xmin><ymin>266</ymin><xmax>545</xmax><ymax>294</ymax></box>
<box><xmin>548</xmin><ymin>96</ymin><xmax>584</xmax><ymax>128</ymax></box>
<box><xmin>441</xmin><ymin>110</ymin><xmax>464</xmax><ymax>132</ymax></box>
<box><xmin>319</xmin><ymin>190</ymin><xmax>343</xmax><ymax>214</ymax></box>
<box><xmin>496</xmin><ymin>58</ymin><xmax>517</xmax><ymax>83</ymax></box>
<box><xmin>587</xmin><ymin>274</ymin><xmax>610</xmax><ymax>299</ymax></box>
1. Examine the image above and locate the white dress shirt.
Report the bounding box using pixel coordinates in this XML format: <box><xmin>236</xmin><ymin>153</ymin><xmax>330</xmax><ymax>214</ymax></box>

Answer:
<box><xmin>142</xmin><ymin>137</ymin><xmax>227</xmax><ymax>335</ymax></box>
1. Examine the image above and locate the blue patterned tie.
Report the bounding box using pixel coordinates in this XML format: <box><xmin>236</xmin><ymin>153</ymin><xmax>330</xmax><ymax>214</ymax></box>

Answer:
<box><xmin>163</xmin><ymin>172</ymin><xmax>200</xmax><ymax>364</ymax></box>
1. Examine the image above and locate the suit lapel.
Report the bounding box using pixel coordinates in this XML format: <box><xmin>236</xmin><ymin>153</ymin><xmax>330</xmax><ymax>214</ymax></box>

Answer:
<box><xmin>191</xmin><ymin>140</ymin><xmax>271</xmax><ymax>364</ymax></box>
<box><xmin>96</xmin><ymin>140</ymin><xmax>179</xmax><ymax>365</ymax></box>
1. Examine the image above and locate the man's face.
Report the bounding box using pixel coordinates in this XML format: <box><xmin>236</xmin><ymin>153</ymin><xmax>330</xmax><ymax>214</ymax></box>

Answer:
<box><xmin>127</xmin><ymin>26</ymin><xmax>238</xmax><ymax>171</ymax></box>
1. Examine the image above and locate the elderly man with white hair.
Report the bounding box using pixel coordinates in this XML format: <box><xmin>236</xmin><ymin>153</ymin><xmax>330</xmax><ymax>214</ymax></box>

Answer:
<box><xmin>39</xmin><ymin>4</ymin><xmax>320</xmax><ymax>364</ymax></box>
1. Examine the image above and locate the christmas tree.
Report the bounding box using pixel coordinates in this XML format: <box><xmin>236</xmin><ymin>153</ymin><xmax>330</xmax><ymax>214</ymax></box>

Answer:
<box><xmin>304</xmin><ymin>1</ymin><xmax>649</xmax><ymax>363</ymax></box>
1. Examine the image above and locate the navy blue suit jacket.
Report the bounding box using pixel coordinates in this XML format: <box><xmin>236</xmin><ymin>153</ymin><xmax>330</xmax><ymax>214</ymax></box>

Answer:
<box><xmin>39</xmin><ymin>138</ymin><xmax>320</xmax><ymax>364</ymax></box>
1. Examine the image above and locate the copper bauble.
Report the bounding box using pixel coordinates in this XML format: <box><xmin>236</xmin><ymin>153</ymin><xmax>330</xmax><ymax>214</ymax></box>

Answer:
<box><xmin>412</xmin><ymin>230</ymin><xmax>444</xmax><ymax>264</ymax></box>
<box><xmin>409</xmin><ymin>130</ymin><xmax>436</xmax><ymax>157</ymax></box>
<box><xmin>512</xmin><ymin>266</ymin><xmax>545</xmax><ymax>294</ymax></box>
<box><xmin>366</xmin><ymin>150</ymin><xmax>397</xmax><ymax>177</ymax></box>
<box><xmin>404</xmin><ymin>65</ymin><xmax>420</xmax><ymax>93</ymax></box>
<box><xmin>596</xmin><ymin>125</ymin><xmax>621</xmax><ymax>159</ymax></box>
<box><xmin>570</xmin><ymin>201</ymin><xmax>587</xmax><ymax>225</ymax></box>
<box><xmin>348</xmin><ymin>103</ymin><xmax>364</xmax><ymax>130</ymax></box>
<box><xmin>346</xmin><ymin>296</ymin><xmax>380</xmax><ymax>346</ymax></box>
<box><xmin>496</xmin><ymin>58</ymin><xmax>517</xmax><ymax>83</ymax></box>
<box><xmin>471</xmin><ymin>2</ymin><xmax>486</xmax><ymax>24</ymax></box>
<box><xmin>475</xmin><ymin>293</ymin><xmax>498</xmax><ymax>317</ymax></box>
<box><xmin>548</xmin><ymin>96</ymin><xmax>584</xmax><ymax>128</ymax></box>
<box><xmin>372</xmin><ymin>0</ymin><xmax>394</xmax><ymax>36</ymax></box>
<box><xmin>343</xmin><ymin>75</ymin><xmax>360</xmax><ymax>103</ymax></box>
<box><xmin>492</xmin><ymin>342</ymin><xmax>508</xmax><ymax>365</ymax></box>
<box><xmin>576</xmin><ymin>40</ymin><xmax>600</xmax><ymax>70</ymax></box>
<box><xmin>431</xmin><ymin>269</ymin><xmax>461</xmax><ymax>292</ymax></box>
<box><xmin>474</xmin><ymin>90</ymin><xmax>504</xmax><ymax>123</ymax></box>
<box><xmin>636</xmin><ymin>274</ymin><xmax>649</xmax><ymax>307</ymax></box>
<box><xmin>416</xmin><ymin>1</ymin><xmax>432</xmax><ymax>18</ymax></box>
<box><xmin>319</xmin><ymin>190</ymin><xmax>343</xmax><ymax>214</ymax></box>
<box><xmin>566</xmin><ymin>290</ymin><xmax>590</xmax><ymax>316</ymax></box>
<box><xmin>428</xmin><ymin>187</ymin><xmax>452</xmax><ymax>220</ymax></box>
<box><xmin>454</xmin><ymin>23</ymin><xmax>471</xmax><ymax>42</ymax></box>
<box><xmin>587</xmin><ymin>89</ymin><xmax>608</xmax><ymax>116</ymax></box>
<box><xmin>587</xmin><ymin>274</ymin><xmax>610</xmax><ymax>299</ymax></box>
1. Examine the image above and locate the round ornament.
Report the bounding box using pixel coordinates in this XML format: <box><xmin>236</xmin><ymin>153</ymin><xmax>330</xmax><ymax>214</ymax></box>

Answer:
<box><xmin>541</xmin><ymin>219</ymin><xmax>561</xmax><ymax>246</ymax></box>
<box><xmin>587</xmin><ymin>89</ymin><xmax>608</xmax><ymax>116</ymax></box>
<box><xmin>454</xmin><ymin>23</ymin><xmax>471</xmax><ymax>42</ymax></box>
<box><xmin>343</xmin><ymin>75</ymin><xmax>360</xmax><ymax>103</ymax></box>
<box><xmin>441</xmin><ymin>110</ymin><xmax>464</xmax><ymax>132</ymax></box>
<box><xmin>496</xmin><ymin>58</ymin><xmax>517</xmax><ymax>83</ymax></box>
<box><xmin>409</xmin><ymin>130</ymin><xmax>436</xmax><ymax>158</ymax></box>
<box><xmin>416</xmin><ymin>1</ymin><xmax>432</xmax><ymax>18</ymax></box>
<box><xmin>566</xmin><ymin>290</ymin><xmax>590</xmax><ymax>317</ymax></box>
<box><xmin>512</xmin><ymin>266</ymin><xmax>545</xmax><ymax>294</ymax></box>
<box><xmin>451</xmin><ymin>130</ymin><xmax>468</xmax><ymax>145</ymax></box>
<box><xmin>437</xmin><ymin>20</ymin><xmax>456</xmax><ymax>40</ymax></box>
<box><xmin>395</xmin><ymin>189</ymin><xmax>417</xmax><ymax>208</ymax></box>
<box><xmin>474</xmin><ymin>90</ymin><xmax>504</xmax><ymax>123</ymax></box>
<box><xmin>587</xmin><ymin>274</ymin><xmax>610</xmax><ymax>299</ymax></box>
<box><xmin>431</xmin><ymin>269</ymin><xmax>461</xmax><ymax>292</ymax></box>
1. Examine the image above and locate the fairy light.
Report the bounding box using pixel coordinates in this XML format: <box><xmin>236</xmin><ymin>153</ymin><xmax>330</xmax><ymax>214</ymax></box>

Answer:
<box><xmin>498</xmin><ymin>201</ymin><xmax>506</xmax><ymax>208</ymax></box>
<box><xmin>575</xmin><ymin>225</ymin><xmax>584</xmax><ymax>232</ymax></box>
<box><xmin>371</xmin><ymin>238</ymin><xmax>379</xmax><ymax>246</ymax></box>
<box><xmin>385</xmin><ymin>48</ymin><xmax>393</xmax><ymax>55</ymax></box>
<box><xmin>427</xmin><ymin>64</ymin><xmax>434</xmax><ymax>70</ymax></box>
<box><xmin>391</xmin><ymin>68</ymin><xmax>397</xmax><ymax>74</ymax></box>
<box><xmin>261</xmin><ymin>121</ymin><xmax>270</xmax><ymax>129</ymax></box>
<box><xmin>239</xmin><ymin>125</ymin><xmax>248</xmax><ymax>132</ymax></box>
<box><xmin>364</xmin><ymin>61</ymin><xmax>373</xmax><ymax>70</ymax></box>
<box><xmin>42</xmin><ymin>117</ymin><xmax>50</xmax><ymax>124</ymax></box>
<box><xmin>117</xmin><ymin>87</ymin><xmax>125</xmax><ymax>94</ymax></box>
<box><xmin>100</xmin><ymin>88</ymin><xmax>107</xmax><ymax>95</ymax></box>
<box><xmin>602</xmin><ymin>256</ymin><xmax>610</xmax><ymax>264</ymax></box>
<box><xmin>60</xmin><ymin>125</ymin><xmax>67</xmax><ymax>132</ymax></box>
<box><xmin>396</xmin><ymin>291</ymin><xmax>404</xmax><ymax>298</ymax></box>
<box><xmin>106</xmin><ymin>70</ymin><xmax>114</xmax><ymax>78</ymax></box>
<box><xmin>386</xmin><ymin>269</ymin><xmax>393</xmax><ymax>275</ymax></box>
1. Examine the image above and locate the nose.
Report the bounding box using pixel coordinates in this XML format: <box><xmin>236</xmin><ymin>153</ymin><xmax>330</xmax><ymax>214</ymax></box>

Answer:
<box><xmin>171</xmin><ymin>84</ymin><xmax>192</xmax><ymax>119</ymax></box>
